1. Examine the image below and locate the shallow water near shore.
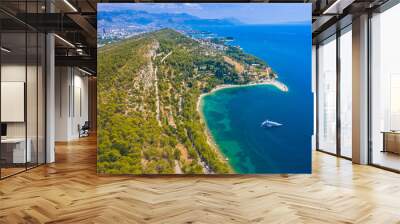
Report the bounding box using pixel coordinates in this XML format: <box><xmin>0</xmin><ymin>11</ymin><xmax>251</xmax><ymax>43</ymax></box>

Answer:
<box><xmin>200</xmin><ymin>24</ymin><xmax>313</xmax><ymax>173</ymax></box>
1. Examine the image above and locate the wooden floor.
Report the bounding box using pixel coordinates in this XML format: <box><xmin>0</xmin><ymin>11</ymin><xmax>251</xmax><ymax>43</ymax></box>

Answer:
<box><xmin>1</xmin><ymin>135</ymin><xmax>400</xmax><ymax>224</ymax></box>
<box><xmin>0</xmin><ymin>167</ymin><xmax>26</xmax><ymax>178</ymax></box>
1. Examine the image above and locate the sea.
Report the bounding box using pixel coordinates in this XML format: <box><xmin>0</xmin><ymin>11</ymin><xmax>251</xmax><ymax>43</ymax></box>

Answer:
<box><xmin>199</xmin><ymin>24</ymin><xmax>313</xmax><ymax>173</ymax></box>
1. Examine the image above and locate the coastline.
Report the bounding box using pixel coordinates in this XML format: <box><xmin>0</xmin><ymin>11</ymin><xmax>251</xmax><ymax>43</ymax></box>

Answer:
<box><xmin>196</xmin><ymin>79</ymin><xmax>289</xmax><ymax>174</ymax></box>
<box><xmin>196</xmin><ymin>78</ymin><xmax>289</xmax><ymax>114</ymax></box>
<box><xmin>202</xmin><ymin>79</ymin><xmax>288</xmax><ymax>99</ymax></box>
<box><xmin>197</xmin><ymin>94</ymin><xmax>234</xmax><ymax>173</ymax></box>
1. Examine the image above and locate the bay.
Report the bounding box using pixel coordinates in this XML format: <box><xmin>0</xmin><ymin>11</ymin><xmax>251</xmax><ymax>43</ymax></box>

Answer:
<box><xmin>200</xmin><ymin>24</ymin><xmax>313</xmax><ymax>173</ymax></box>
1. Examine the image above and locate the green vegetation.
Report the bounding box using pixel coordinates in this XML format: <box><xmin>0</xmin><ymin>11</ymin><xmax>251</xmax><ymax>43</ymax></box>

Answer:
<box><xmin>225</xmin><ymin>46</ymin><xmax>267</xmax><ymax>66</ymax></box>
<box><xmin>98</xmin><ymin>28</ymin><xmax>272</xmax><ymax>174</ymax></box>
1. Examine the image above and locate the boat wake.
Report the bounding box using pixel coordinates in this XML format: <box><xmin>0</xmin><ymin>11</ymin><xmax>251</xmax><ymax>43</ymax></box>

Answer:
<box><xmin>261</xmin><ymin>119</ymin><xmax>283</xmax><ymax>128</ymax></box>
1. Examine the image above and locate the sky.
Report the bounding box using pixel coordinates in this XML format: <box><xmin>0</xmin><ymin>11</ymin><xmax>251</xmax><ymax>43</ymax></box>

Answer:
<box><xmin>98</xmin><ymin>3</ymin><xmax>311</xmax><ymax>25</ymax></box>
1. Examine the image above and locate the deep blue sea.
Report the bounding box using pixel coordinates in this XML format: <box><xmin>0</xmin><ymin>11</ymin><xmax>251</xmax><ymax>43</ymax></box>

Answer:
<box><xmin>200</xmin><ymin>24</ymin><xmax>313</xmax><ymax>173</ymax></box>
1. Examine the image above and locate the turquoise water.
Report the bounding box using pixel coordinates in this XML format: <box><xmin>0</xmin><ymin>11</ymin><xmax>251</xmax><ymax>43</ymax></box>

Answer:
<box><xmin>201</xmin><ymin>24</ymin><xmax>313</xmax><ymax>173</ymax></box>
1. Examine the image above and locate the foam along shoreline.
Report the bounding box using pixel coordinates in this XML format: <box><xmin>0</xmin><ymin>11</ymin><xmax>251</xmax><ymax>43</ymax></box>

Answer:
<box><xmin>196</xmin><ymin>79</ymin><xmax>288</xmax><ymax>173</ymax></box>
<box><xmin>205</xmin><ymin>79</ymin><xmax>288</xmax><ymax>98</ymax></box>
<box><xmin>197</xmin><ymin>79</ymin><xmax>288</xmax><ymax>111</ymax></box>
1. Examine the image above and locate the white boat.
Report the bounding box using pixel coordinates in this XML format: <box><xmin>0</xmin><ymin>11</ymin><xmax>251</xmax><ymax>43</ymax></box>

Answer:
<box><xmin>261</xmin><ymin>120</ymin><xmax>283</xmax><ymax>128</ymax></box>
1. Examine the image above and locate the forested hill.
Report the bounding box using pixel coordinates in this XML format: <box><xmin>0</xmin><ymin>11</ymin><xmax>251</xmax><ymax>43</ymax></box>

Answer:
<box><xmin>98</xmin><ymin>29</ymin><xmax>276</xmax><ymax>174</ymax></box>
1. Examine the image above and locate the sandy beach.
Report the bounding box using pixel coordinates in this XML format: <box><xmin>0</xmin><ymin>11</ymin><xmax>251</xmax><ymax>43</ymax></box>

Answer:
<box><xmin>196</xmin><ymin>79</ymin><xmax>288</xmax><ymax>112</ymax></box>
<box><xmin>196</xmin><ymin>79</ymin><xmax>289</xmax><ymax>173</ymax></box>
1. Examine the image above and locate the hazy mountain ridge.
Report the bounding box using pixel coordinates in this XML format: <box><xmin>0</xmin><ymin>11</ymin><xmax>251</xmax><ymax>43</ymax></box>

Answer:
<box><xmin>98</xmin><ymin>9</ymin><xmax>243</xmax><ymax>31</ymax></box>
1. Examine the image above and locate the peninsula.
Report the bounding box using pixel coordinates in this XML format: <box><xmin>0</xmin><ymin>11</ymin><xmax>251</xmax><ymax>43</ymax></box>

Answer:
<box><xmin>98</xmin><ymin>28</ymin><xmax>288</xmax><ymax>174</ymax></box>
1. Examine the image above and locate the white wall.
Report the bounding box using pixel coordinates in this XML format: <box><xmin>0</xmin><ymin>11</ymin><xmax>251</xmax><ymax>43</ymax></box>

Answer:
<box><xmin>1</xmin><ymin>63</ymin><xmax>46</xmax><ymax>164</ymax></box>
<box><xmin>1</xmin><ymin>64</ymin><xmax>40</xmax><ymax>138</ymax></box>
<box><xmin>1</xmin><ymin>82</ymin><xmax>25</xmax><ymax>122</ymax></box>
<box><xmin>55</xmin><ymin>67</ymin><xmax>70</xmax><ymax>141</ymax></box>
<box><xmin>72</xmin><ymin>73</ymin><xmax>89</xmax><ymax>138</ymax></box>
<box><xmin>1</xmin><ymin>64</ymin><xmax>26</xmax><ymax>139</ymax></box>
<box><xmin>1</xmin><ymin>64</ymin><xmax>25</xmax><ymax>81</ymax></box>
<box><xmin>55</xmin><ymin>67</ymin><xmax>89</xmax><ymax>141</ymax></box>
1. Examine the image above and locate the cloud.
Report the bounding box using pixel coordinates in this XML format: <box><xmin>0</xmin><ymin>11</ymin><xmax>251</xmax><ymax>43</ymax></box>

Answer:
<box><xmin>154</xmin><ymin>3</ymin><xmax>178</xmax><ymax>9</ymax></box>
<box><xmin>182</xmin><ymin>3</ymin><xmax>202</xmax><ymax>9</ymax></box>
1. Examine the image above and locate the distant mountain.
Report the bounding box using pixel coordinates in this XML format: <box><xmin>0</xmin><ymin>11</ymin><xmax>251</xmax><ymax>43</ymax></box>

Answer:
<box><xmin>98</xmin><ymin>10</ymin><xmax>243</xmax><ymax>31</ymax></box>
